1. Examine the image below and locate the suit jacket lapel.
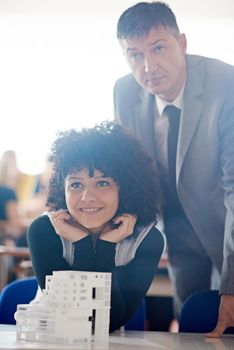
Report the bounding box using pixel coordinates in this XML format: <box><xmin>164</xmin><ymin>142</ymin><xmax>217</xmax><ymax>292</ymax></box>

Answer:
<box><xmin>134</xmin><ymin>89</ymin><xmax>157</xmax><ymax>162</ymax></box>
<box><xmin>177</xmin><ymin>56</ymin><xmax>204</xmax><ymax>182</ymax></box>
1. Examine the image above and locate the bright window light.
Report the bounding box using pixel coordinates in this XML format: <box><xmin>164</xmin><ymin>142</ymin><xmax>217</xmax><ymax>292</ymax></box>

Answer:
<box><xmin>0</xmin><ymin>1</ymin><xmax>233</xmax><ymax>174</ymax></box>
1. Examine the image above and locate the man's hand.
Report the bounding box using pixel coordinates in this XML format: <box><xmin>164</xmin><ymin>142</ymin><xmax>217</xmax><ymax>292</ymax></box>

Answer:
<box><xmin>206</xmin><ymin>294</ymin><xmax>234</xmax><ymax>337</ymax></box>
<box><xmin>49</xmin><ymin>209</ymin><xmax>88</xmax><ymax>242</ymax></box>
<box><xmin>100</xmin><ymin>214</ymin><xmax>137</xmax><ymax>243</ymax></box>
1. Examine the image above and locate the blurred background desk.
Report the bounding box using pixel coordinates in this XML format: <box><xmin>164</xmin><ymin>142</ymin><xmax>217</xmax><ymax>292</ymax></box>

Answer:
<box><xmin>0</xmin><ymin>245</ymin><xmax>29</xmax><ymax>258</ymax></box>
<box><xmin>0</xmin><ymin>325</ymin><xmax>234</xmax><ymax>349</ymax></box>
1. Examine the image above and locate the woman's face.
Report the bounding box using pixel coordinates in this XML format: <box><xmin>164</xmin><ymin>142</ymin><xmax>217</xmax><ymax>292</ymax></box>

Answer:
<box><xmin>65</xmin><ymin>168</ymin><xmax>119</xmax><ymax>233</ymax></box>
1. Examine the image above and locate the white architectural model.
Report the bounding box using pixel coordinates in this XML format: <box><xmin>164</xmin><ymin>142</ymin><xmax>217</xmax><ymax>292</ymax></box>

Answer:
<box><xmin>15</xmin><ymin>270</ymin><xmax>111</xmax><ymax>346</ymax></box>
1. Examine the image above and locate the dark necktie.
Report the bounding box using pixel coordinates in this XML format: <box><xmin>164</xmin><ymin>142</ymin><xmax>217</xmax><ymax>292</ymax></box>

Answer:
<box><xmin>164</xmin><ymin>105</ymin><xmax>181</xmax><ymax>189</ymax></box>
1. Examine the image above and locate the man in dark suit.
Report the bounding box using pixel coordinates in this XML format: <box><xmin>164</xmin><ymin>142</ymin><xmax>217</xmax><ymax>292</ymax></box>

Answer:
<box><xmin>113</xmin><ymin>1</ymin><xmax>234</xmax><ymax>336</ymax></box>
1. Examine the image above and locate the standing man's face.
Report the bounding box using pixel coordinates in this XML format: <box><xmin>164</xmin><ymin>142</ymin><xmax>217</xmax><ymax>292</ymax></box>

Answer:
<box><xmin>120</xmin><ymin>26</ymin><xmax>187</xmax><ymax>102</ymax></box>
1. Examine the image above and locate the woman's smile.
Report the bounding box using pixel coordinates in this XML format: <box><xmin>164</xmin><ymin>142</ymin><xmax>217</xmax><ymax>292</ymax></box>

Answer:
<box><xmin>79</xmin><ymin>207</ymin><xmax>103</xmax><ymax>213</ymax></box>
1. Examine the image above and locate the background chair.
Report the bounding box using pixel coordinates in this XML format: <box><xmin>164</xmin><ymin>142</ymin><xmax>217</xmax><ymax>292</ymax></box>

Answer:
<box><xmin>0</xmin><ymin>276</ymin><xmax>38</xmax><ymax>324</ymax></box>
<box><xmin>179</xmin><ymin>290</ymin><xmax>234</xmax><ymax>334</ymax></box>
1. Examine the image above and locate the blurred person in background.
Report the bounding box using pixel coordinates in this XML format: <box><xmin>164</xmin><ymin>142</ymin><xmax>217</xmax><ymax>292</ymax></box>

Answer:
<box><xmin>0</xmin><ymin>150</ymin><xmax>20</xmax><ymax>191</ymax></box>
<box><xmin>0</xmin><ymin>150</ymin><xmax>26</xmax><ymax>242</ymax></box>
<box><xmin>0</xmin><ymin>150</ymin><xmax>28</xmax><ymax>287</ymax></box>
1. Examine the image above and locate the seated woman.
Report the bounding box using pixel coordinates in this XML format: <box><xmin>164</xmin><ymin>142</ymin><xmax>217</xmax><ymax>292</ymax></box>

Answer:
<box><xmin>27</xmin><ymin>121</ymin><xmax>164</xmax><ymax>332</ymax></box>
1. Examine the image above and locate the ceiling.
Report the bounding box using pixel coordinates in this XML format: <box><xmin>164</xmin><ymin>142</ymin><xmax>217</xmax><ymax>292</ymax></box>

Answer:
<box><xmin>0</xmin><ymin>0</ymin><xmax>234</xmax><ymax>19</ymax></box>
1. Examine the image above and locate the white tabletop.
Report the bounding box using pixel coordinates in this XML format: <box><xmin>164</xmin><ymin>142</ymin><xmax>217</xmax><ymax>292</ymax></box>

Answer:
<box><xmin>0</xmin><ymin>325</ymin><xmax>234</xmax><ymax>350</ymax></box>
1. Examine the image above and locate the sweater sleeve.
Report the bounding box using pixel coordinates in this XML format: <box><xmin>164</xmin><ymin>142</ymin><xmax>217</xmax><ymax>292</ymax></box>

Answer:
<box><xmin>27</xmin><ymin>215</ymin><xmax>71</xmax><ymax>289</ymax></box>
<box><xmin>27</xmin><ymin>215</ymin><xmax>95</xmax><ymax>289</ymax></box>
<box><xmin>72</xmin><ymin>235</ymin><xmax>95</xmax><ymax>271</ymax></box>
<box><xmin>95</xmin><ymin>226</ymin><xmax>164</xmax><ymax>332</ymax></box>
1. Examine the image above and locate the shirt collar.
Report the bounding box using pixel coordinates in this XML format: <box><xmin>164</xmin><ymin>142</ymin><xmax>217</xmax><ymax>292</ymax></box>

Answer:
<box><xmin>155</xmin><ymin>83</ymin><xmax>185</xmax><ymax>116</ymax></box>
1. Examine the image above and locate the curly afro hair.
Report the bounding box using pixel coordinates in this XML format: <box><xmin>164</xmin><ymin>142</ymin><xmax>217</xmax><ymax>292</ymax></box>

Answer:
<box><xmin>47</xmin><ymin>121</ymin><xmax>161</xmax><ymax>226</ymax></box>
